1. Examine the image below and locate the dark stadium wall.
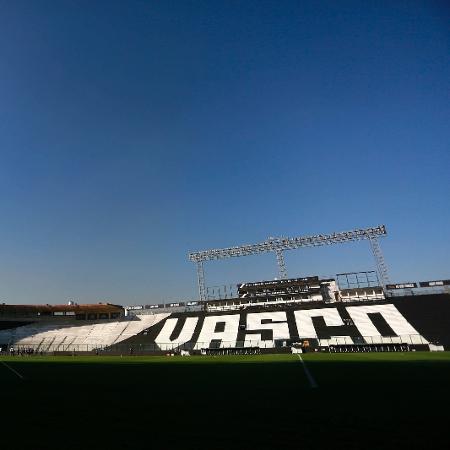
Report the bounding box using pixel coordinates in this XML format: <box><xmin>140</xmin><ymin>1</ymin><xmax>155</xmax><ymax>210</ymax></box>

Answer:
<box><xmin>391</xmin><ymin>295</ymin><xmax>450</xmax><ymax>348</ymax></box>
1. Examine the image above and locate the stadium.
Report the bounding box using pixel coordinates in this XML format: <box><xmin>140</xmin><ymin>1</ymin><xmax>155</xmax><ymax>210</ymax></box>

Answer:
<box><xmin>1</xmin><ymin>225</ymin><xmax>450</xmax><ymax>450</ymax></box>
<box><xmin>1</xmin><ymin>225</ymin><xmax>449</xmax><ymax>355</ymax></box>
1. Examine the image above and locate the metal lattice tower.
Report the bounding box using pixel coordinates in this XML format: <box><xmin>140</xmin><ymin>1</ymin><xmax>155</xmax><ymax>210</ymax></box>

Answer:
<box><xmin>274</xmin><ymin>249</ymin><xmax>288</xmax><ymax>279</ymax></box>
<box><xmin>368</xmin><ymin>236</ymin><xmax>390</xmax><ymax>287</ymax></box>
<box><xmin>189</xmin><ymin>225</ymin><xmax>388</xmax><ymax>301</ymax></box>
<box><xmin>196</xmin><ymin>261</ymin><xmax>206</xmax><ymax>303</ymax></box>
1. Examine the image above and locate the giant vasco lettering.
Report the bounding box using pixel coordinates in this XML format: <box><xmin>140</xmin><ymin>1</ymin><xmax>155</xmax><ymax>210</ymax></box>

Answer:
<box><xmin>152</xmin><ymin>304</ymin><xmax>427</xmax><ymax>350</ymax></box>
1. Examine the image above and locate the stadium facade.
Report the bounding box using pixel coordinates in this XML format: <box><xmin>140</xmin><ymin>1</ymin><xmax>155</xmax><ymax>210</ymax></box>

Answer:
<box><xmin>1</xmin><ymin>274</ymin><xmax>449</xmax><ymax>354</ymax></box>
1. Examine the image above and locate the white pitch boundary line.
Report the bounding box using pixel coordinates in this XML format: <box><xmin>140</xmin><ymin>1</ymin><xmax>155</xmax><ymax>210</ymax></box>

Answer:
<box><xmin>296</xmin><ymin>353</ymin><xmax>318</xmax><ymax>389</ymax></box>
<box><xmin>1</xmin><ymin>361</ymin><xmax>25</xmax><ymax>380</ymax></box>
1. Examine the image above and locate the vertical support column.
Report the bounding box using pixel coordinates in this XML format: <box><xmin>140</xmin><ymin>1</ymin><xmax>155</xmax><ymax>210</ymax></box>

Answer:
<box><xmin>369</xmin><ymin>236</ymin><xmax>390</xmax><ymax>288</ymax></box>
<box><xmin>196</xmin><ymin>260</ymin><xmax>207</xmax><ymax>301</ymax></box>
<box><xmin>275</xmin><ymin>249</ymin><xmax>288</xmax><ymax>279</ymax></box>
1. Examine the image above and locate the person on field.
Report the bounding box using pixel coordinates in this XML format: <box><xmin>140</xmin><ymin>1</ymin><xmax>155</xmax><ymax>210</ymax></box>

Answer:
<box><xmin>302</xmin><ymin>340</ymin><xmax>310</xmax><ymax>353</ymax></box>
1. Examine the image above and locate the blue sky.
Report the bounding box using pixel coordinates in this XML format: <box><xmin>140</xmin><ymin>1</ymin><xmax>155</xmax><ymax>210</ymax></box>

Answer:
<box><xmin>0</xmin><ymin>1</ymin><xmax>449</xmax><ymax>304</ymax></box>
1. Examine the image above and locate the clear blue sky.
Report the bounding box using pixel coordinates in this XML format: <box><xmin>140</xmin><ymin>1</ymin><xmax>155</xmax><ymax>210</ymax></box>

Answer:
<box><xmin>0</xmin><ymin>1</ymin><xmax>449</xmax><ymax>305</ymax></box>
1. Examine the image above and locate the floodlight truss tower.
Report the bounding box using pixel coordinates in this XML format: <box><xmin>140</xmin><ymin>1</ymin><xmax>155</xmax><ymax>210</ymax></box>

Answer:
<box><xmin>368</xmin><ymin>235</ymin><xmax>390</xmax><ymax>287</ymax></box>
<box><xmin>196</xmin><ymin>261</ymin><xmax>206</xmax><ymax>303</ymax></box>
<box><xmin>189</xmin><ymin>225</ymin><xmax>388</xmax><ymax>301</ymax></box>
<box><xmin>274</xmin><ymin>248</ymin><xmax>288</xmax><ymax>279</ymax></box>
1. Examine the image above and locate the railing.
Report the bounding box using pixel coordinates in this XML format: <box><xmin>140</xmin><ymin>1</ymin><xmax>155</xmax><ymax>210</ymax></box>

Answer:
<box><xmin>387</xmin><ymin>287</ymin><xmax>450</xmax><ymax>297</ymax></box>
<box><xmin>0</xmin><ymin>334</ymin><xmax>432</xmax><ymax>354</ymax></box>
<box><xmin>317</xmin><ymin>334</ymin><xmax>429</xmax><ymax>346</ymax></box>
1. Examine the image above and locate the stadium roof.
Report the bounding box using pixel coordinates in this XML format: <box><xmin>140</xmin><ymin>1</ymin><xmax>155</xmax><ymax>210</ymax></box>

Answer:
<box><xmin>0</xmin><ymin>303</ymin><xmax>124</xmax><ymax>314</ymax></box>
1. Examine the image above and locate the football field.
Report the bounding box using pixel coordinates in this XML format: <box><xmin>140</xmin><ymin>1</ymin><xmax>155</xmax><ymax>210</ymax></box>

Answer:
<box><xmin>1</xmin><ymin>352</ymin><xmax>449</xmax><ymax>450</ymax></box>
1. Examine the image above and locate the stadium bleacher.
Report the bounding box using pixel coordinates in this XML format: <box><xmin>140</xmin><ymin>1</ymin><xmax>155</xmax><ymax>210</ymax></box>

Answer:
<box><xmin>0</xmin><ymin>314</ymin><xmax>169</xmax><ymax>351</ymax></box>
<box><xmin>0</xmin><ymin>293</ymin><xmax>448</xmax><ymax>354</ymax></box>
<box><xmin>116</xmin><ymin>297</ymin><xmax>448</xmax><ymax>353</ymax></box>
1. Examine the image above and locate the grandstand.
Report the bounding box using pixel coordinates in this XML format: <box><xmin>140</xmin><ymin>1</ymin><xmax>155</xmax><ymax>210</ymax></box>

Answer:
<box><xmin>1</xmin><ymin>273</ymin><xmax>449</xmax><ymax>354</ymax></box>
<box><xmin>0</xmin><ymin>303</ymin><xmax>169</xmax><ymax>352</ymax></box>
<box><xmin>118</xmin><ymin>296</ymin><xmax>438</xmax><ymax>353</ymax></box>
<box><xmin>0</xmin><ymin>314</ymin><xmax>169</xmax><ymax>352</ymax></box>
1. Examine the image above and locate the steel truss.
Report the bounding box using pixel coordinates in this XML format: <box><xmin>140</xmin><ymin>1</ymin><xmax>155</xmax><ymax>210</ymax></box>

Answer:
<box><xmin>368</xmin><ymin>236</ymin><xmax>390</xmax><ymax>287</ymax></box>
<box><xmin>189</xmin><ymin>225</ymin><xmax>388</xmax><ymax>301</ymax></box>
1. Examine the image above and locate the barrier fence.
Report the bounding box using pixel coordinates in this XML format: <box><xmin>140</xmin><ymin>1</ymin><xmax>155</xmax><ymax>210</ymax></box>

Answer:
<box><xmin>0</xmin><ymin>334</ymin><xmax>432</xmax><ymax>355</ymax></box>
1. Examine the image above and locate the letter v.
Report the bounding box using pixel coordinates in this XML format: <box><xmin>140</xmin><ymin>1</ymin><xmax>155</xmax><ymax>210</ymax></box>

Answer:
<box><xmin>155</xmin><ymin>317</ymin><xmax>199</xmax><ymax>350</ymax></box>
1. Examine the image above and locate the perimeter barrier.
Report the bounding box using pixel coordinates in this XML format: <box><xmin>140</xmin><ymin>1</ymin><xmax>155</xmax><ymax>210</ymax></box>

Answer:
<box><xmin>0</xmin><ymin>334</ymin><xmax>433</xmax><ymax>355</ymax></box>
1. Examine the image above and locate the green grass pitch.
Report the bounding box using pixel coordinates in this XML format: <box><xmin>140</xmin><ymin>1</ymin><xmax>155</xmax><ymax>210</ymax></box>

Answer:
<box><xmin>1</xmin><ymin>352</ymin><xmax>450</xmax><ymax>450</ymax></box>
